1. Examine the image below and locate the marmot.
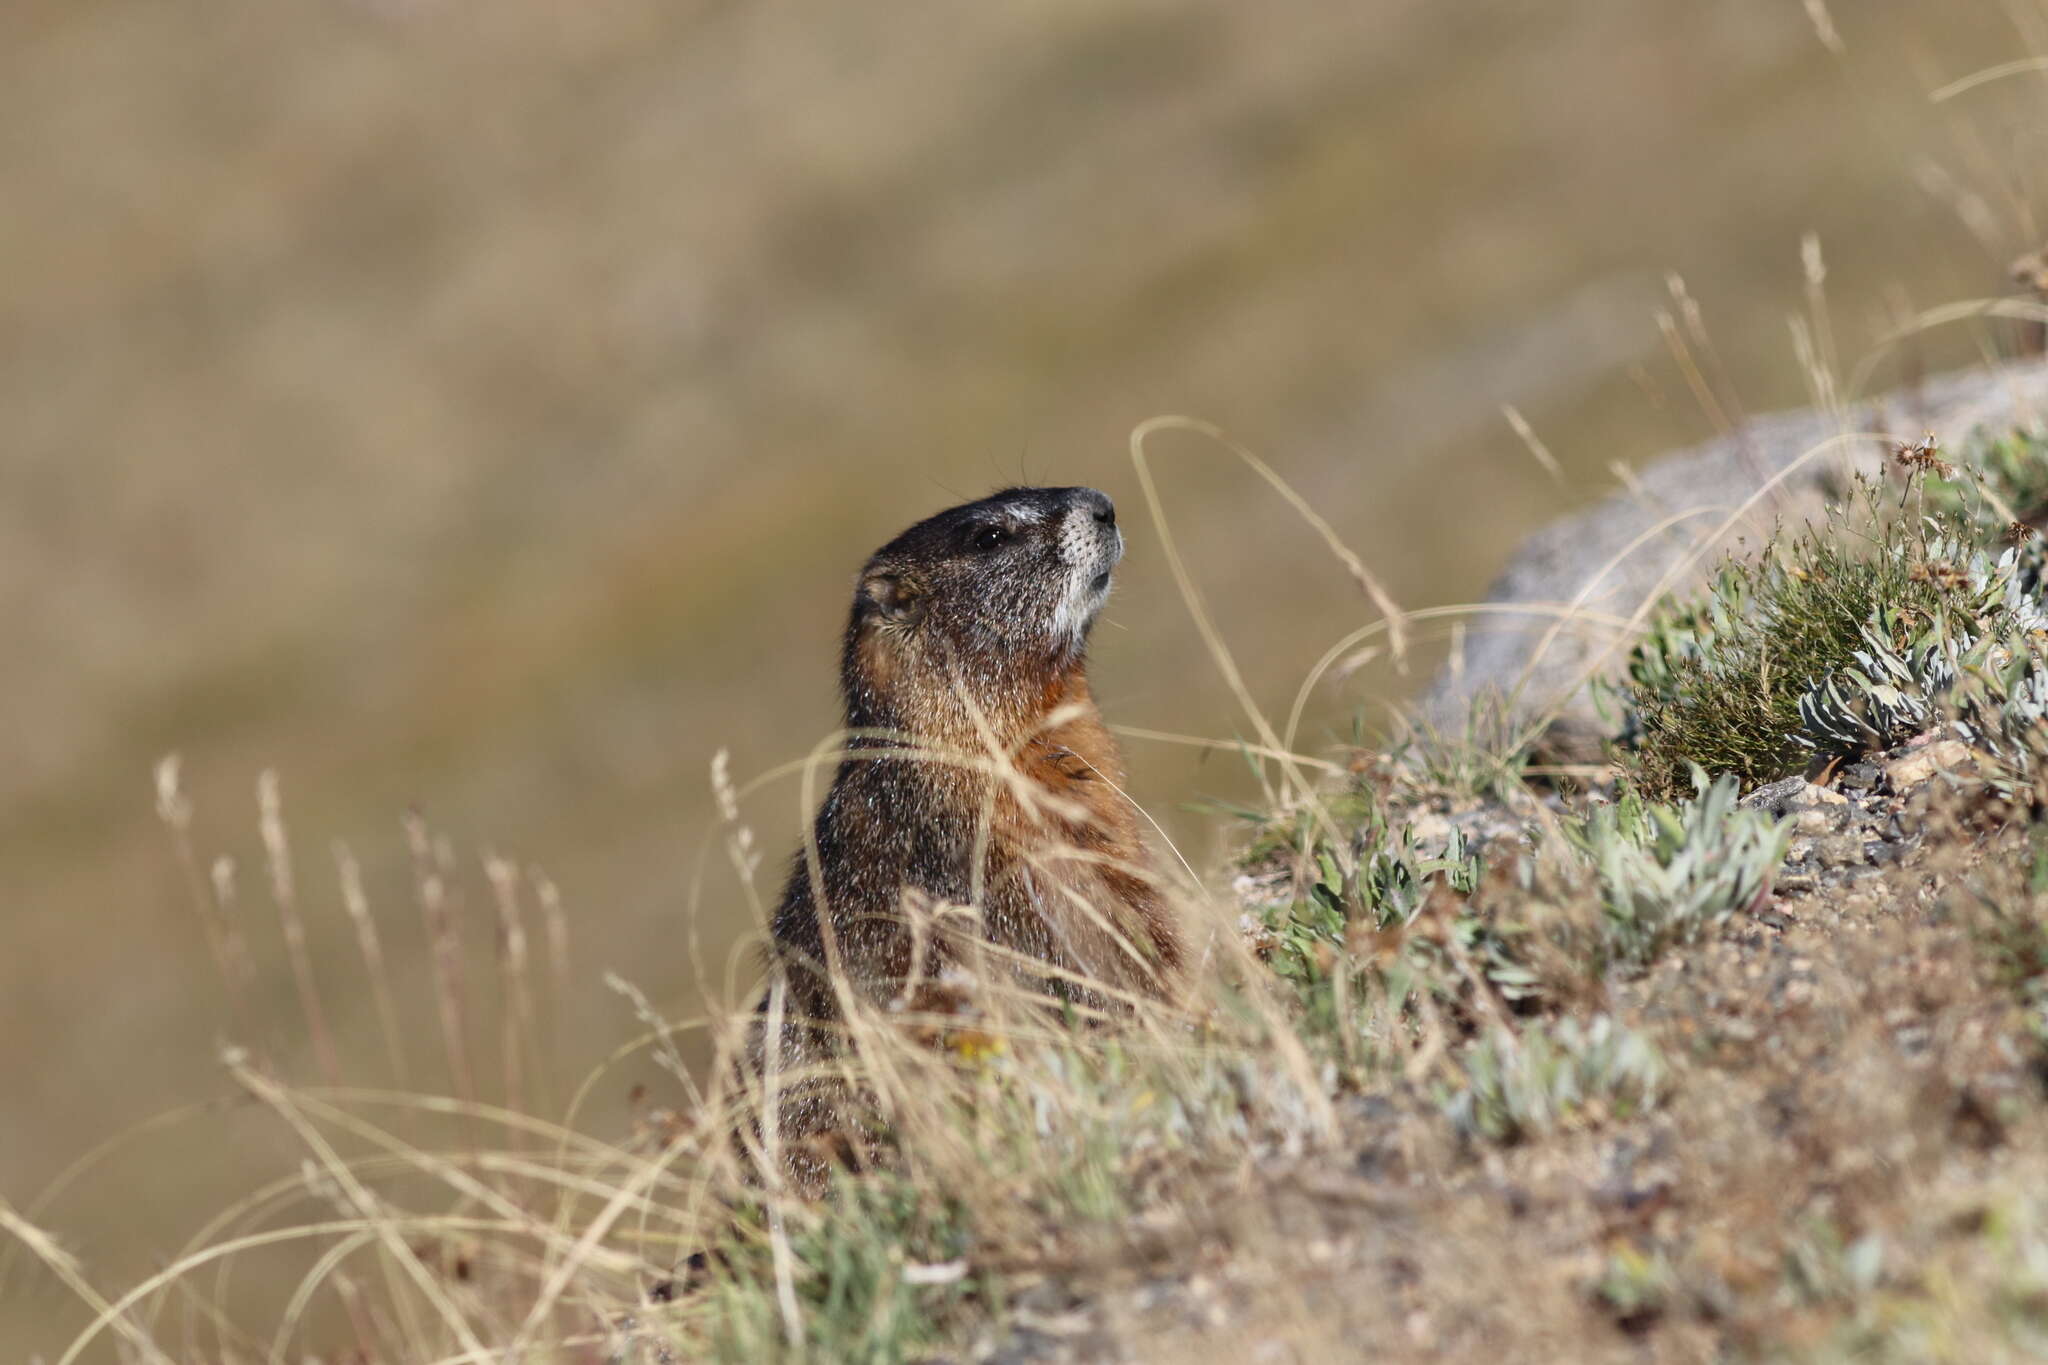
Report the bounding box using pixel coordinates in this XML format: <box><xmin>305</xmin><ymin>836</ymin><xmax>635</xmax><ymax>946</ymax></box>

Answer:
<box><xmin>753</xmin><ymin>486</ymin><xmax>1179</xmax><ymax>1152</ymax></box>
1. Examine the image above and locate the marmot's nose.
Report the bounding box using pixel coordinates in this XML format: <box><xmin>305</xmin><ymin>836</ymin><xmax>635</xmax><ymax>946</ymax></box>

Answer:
<box><xmin>1077</xmin><ymin>489</ymin><xmax>1116</xmax><ymax>528</ymax></box>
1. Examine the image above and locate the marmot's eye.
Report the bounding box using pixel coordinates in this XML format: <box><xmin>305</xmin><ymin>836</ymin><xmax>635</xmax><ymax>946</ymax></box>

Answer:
<box><xmin>970</xmin><ymin>524</ymin><xmax>1009</xmax><ymax>552</ymax></box>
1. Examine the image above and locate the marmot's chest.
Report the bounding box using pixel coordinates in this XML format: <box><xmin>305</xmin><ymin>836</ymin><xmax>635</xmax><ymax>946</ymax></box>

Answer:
<box><xmin>1013</xmin><ymin>715</ymin><xmax>1128</xmax><ymax>844</ymax></box>
<box><xmin>976</xmin><ymin>720</ymin><xmax>1156</xmax><ymax>987</ymax></box>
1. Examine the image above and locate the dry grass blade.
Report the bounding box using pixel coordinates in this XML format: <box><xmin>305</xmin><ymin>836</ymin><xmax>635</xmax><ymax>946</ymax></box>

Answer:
<box><xmin>1931</xmin><ymin>54</ymin><xmax>2048</xmax><ymax>102</ymax></box>
<box><xmin>1854</xmin><ymin>298</ymin><xmax>2048</xmax><ymax>392</ymax></box>
<box><xmin>407</xmin><ymin>813</ymin><xmax>480</xmax><ymax>1147</ymax></box>
<box><xmin>533</xmin><ymin>866</ymin><xmax>571</xmax><ymax>1093</ymax></box>
<box><xmin>259</xmin><ymin>770</ymin><xmax>340</xmax><ymax>1084</ymax></box>
<box><xmin>1284</xmin><ymin>600</ymin><xmax>1641</xmax><ymax>758</ymax></box>
<box><xmin>1128</xmin><ymin>415</ymin><xmax>1367</xmax><ymax>843</ymax></box>
<box><xmin>219</xmin><ymin>1053</ymin><xmax>490</xmax><ymax>1364</ymax></box>
<box><xmin>270</xmin><ymin>1228</ymin><xmax>379</xmax><ymax>1363</ymax></box>
<box><xmin>500</xmin><ymin>1084</ymin><xmax>704</xmax><ymax>1356</ymax></box>
<box><xmin>334</xmin><ymin>840</ymin><xmax>412</xmax><ymax>1090</ymax></box>
<box><xmin>485</xmin><ymin>852</ymin><xmax>537</xmax><ymax>1131</ymax></box>
<box><xmin>1109</xmin><ymin>724</ymin><xmax>1345</xmax><ymax>775</ymax></box>
<box><xmin>0</xmin><ymin>1195</ymin><xmax>175</xmax><ymax>1365</ymax></box>
<box><xmin>1135</xmin><ymin>416</ymin><xmax>1410</xmax><ymax>667</ymax></box>
<box><xmin>154</xmin><ymin>754</ymin><xmax>252</xmax><ymax>1030</ymax></box>
<box><xmin>0</xmin><ymin>1097</ymin><xmax>228</xmax><ymax>1296</ymax></box>
<box><xmin>1501</xmin><ymin>404</ymin><xmax>1565</xmax><ymax>486</ymax></box>
<box><xmin>57</xmin><ymin>1216</ymin><xmax>523</xmax><ymax>1365</ymax></box>
<box><xmin>281</xmin><ymin>1089</ymin><xmax>659</xmax><ymax>1272</ymax></box>
<box><xmin>1803</xmin><ymin>0</ymin><xmax>1845</xmax><ymax>54</ymax></box>
<box><xmin>1501</xmin><ymin>504</ymin><xmax>1735</xmax><ymax>742</ymax></box>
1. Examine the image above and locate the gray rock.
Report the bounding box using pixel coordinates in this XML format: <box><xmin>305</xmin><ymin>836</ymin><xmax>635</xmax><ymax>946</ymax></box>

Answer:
<box><xmin>1423</xmin><ymin>360</ymin><xmax>2048</xmax><ymax>737</ymax></box>
<box><xmin>1811</xmin><ymin>833</ymin><xmax>1870</xmax><ymax>869</ymax></box>
<box><xmin>1739</xmin><ymin>776</ymin><xmax>1821</xmax><ymax>817</ymax></box>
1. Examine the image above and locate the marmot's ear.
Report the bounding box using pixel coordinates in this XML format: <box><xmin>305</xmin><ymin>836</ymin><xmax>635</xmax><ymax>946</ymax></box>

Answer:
<box><xmin>861</xmin><ymin>572</ymin><xmax>925</xmax><ymax>625</ymax></box>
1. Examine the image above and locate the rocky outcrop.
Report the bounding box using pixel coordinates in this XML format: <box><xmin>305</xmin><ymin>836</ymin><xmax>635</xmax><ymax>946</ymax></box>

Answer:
<box><xmin>1422</xmin><ymin>359</ymin><xmax>2048</xmax><ymax>741</ymax></box>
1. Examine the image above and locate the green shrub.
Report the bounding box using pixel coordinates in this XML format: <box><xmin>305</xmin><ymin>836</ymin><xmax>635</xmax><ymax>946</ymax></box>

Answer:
<box><xmin>1575</xmin><ymin>771</ymin><xmax>1790</xmax><ymax>970</ymax></box>
<box><xmin>1440</xmin><ymin>1015</ymin><xmax>1666</xmax><ymax>1143</ymax></box>
<box><xmin>1920</xmin><ymin>426</ymin><xmax>2048</xmax><ymax>534</ymax></box>
<box><xmin>1623</xmin><ymin>452</ymin><xmax>2048</xmax><ymax>797</ymax></box>
<box><xmin>1623</xmin><ymin>488</ymin><xmax>1957</xmax><ymax>796</ymax></box>
<box><xmin>707</xmin><ymin>1172</ymin><xmax>988</xmax><ymax>1365</ymax></box>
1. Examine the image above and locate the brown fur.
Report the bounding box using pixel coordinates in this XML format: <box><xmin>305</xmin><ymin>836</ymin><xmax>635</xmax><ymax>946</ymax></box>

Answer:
<box><xmin>751</xmin><ymin>487</ymin><xmax>1178</xmax><ymax>1170</ymax></box>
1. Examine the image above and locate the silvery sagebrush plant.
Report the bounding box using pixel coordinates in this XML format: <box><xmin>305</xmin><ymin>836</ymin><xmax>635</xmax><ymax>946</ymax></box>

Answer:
<box><xmin>1797</xmin><ymin>532</ymin><xmax>2048</xmax><ymax>771</ymax></box>
<box><xmin>1575</xmin><ymin>769</ymin><xmax>1791</xmax><ymax>970</ymax></box>
<box><xmin>1440</xmin><ymin>1014</ymin><xmax>1668</xmax><ymax>1143</ymax></box>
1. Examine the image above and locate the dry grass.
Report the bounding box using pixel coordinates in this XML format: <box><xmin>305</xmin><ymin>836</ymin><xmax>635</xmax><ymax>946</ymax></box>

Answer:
<box><xmin>16</xmin><ymin>715</ymin><xmax>2047</xmax><ymax>1361</ymax></box>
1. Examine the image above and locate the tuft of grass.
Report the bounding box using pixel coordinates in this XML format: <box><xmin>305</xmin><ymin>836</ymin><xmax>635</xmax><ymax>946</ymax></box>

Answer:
<box><xmin>1440</xmin><ymin>1015</ymin><xmax>1667</xmax><ymax>1144</ymax></box>
<box><xmin>1622</xmin><ymin>437</ymin><xmax>2048</xmax><ymax>798</ymax></box>
<box><xmin>1621</xmin><ymin>482</ymin><xmax>1957</xmax><ymax>797</ymax></box>
<box><xmin>1381</xmin><ymin>692</ymin><xmax>1538</xmax><ymax>808</ymax></box>
<box><xmin>705</xmin><ymin>1172</ymin><xmax>988</xmax><ymax>1365</ymax></box>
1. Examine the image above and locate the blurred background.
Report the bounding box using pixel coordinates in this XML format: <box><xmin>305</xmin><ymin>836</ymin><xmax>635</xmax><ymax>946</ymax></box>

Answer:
<box><xmin>4</xmin><ymin>0</ymin><xmax>2045</xmax><ymax>1352</ymax></box>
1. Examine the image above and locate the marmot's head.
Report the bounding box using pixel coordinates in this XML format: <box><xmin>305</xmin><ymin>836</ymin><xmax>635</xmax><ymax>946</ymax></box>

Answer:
<box><xmin>843</xmin><ymin>487</ymin><xmax>1123</xmax><ymax>725</ymax></box>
